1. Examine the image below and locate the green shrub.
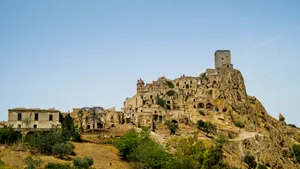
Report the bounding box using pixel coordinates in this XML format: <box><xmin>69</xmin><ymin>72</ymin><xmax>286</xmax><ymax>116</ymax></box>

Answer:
<box><xmin>197</xmin><ymin>120</ymin><xmax>217</xmax><ymax>137</ymax></box>
<box><xmin>243</xmin><ymin>155</ymin><xmax>257</xmax><ymax>169</ymax></box>
<box><xmin>228</xmin><ymin>132</ymin><xmax>234</xmax><ymax>139</ymax></box>
<box><xmin>166</xmin><ymin>90</ymin><xmax>176</xmax><ymax>96</ymax></box>
<box><xmin>217</xmin><ymin>135</ymin><xmax>228</xmax><ymax>145</ymax></box>
<box><xmin>156</xmin><ymin>96</ymin><xmax>165</xmax><ymax>107</ymax></box>
<box><xmin>292</xmin><ymin>144</ymin><xmax>300</xmax><ymax>163</ymax></box>
<box><xmin>288</xmin><ymin>124</ymin><xmax>297</xmax><ymax>128</ymax></box>
<box><xmin>25</xmin><ymin>131</ymin><xmax>63</xmax><ymax>155</ymax></box>
<box><xmin>0</xmin><ymin>127</ymin><xmax>22</xmax><ymax>144</ymax></box>
<box><xmin>257</xmin><ymin>163</ymin><xmax>267</xmax><ymax>169</ymax></box>
<box><xmin>52</xmin><ymin>142</ymin><xmax>75</xmax><ymax>159</ymax></box>
<box><xmin>116</xmin><ymin>130</ymin><xmax>141</xmax><ymax>159</ymax></box>
<box><xmin>199</xmin><ymin>110</ymin><xmax>205</xmax><ymax>116</ymax></box>
<box><xmin>167</xmin><ymin>81</ymin><xmax>174</xmax><ymax>88</ymax></box>
<box><xmin>73</xmin><ymin>156</ymin><xmax>94</xmax><ymax>169</ymax></box>
<box><xmin>128</xmin><ymin>139</ymin><xmax>170</xmax><ymax>169</ymax></box>
<box><xmin>234</xmin><ymin>120</ymin><xmax>245</xmax><ymax>128</ymax></box>
<box><xmin>165</xmin><ymin>120</ymin><xmax>179</xmax><ymax>135</ymax></box>
<box><xmin>44</xmin><ymin>162</ymin><xmax>71</xmax><ymax>169</ymax></box>
<box><xmin>62</xmin><ymin>114</ymin><xmax>81</xmax><ymax>141</ymax></box>
<box><xmin>24</xmin><ymin>156</ymin><xmax>43</xmax><ymax>168</ymax></box>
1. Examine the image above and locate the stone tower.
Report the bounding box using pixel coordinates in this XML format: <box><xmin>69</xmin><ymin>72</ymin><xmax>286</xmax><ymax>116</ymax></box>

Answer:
<box><xmin>214</xmin><ymin>50</ymin><xmax>233</xmax><ymax>69</ymax></box>
<box><xmin>136</xmin><ymin>78</ymin><xmax>145</xmax><ymax>93</ymax></box>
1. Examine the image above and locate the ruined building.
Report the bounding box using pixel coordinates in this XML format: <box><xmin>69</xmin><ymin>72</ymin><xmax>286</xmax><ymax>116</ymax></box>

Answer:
<box><xmin>8</xmin><ymin>108</ymin><xmax>61</xmax><ymax>129</ymax></box>
<box><xmin>122</xmin><ymin>50</ymin><xmax>240</xmax><ymax>128</ymax></box>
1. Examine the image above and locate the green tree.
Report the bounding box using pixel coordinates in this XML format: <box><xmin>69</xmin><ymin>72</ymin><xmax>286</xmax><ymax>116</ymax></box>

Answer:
<box><xmin>156</xmin><ymin>96</ymin><xmax>166</xmax><ymax>107</ymax></box>
<box><xmin>25</xmin><ymin>131</ymin><xmax>63</xmax><ymax>154</ymax></box>
<box><xmin>243</xmin><ymin>155</ymin><xmax>257</xmax><ymax>169</ymax></box>
<box><xmin>217</xmin><ymin>135</ymin><xmax>228</xmax><ymax>145</ymax></box>
<box><xmin>116</xmin><ymin>130</ymin><xmax>141</xmax><ymax>159</ymax></box>
<box><xmin>78</xmin><ymin>110</ymin><xmax>84</xmax><ymax>132</ymax></box>
<box><xmin>73</xmin><ymin>156</ymin><xmax>94</xmax><ymax>169</ymax></box>
<box><xmin>166</xmin><ymin>90</ymin><xmax>176</xmax><ymax>96</ymax></box>
<box><xmin>128</xmin><ymin>139</ymin><xmax>171</xmax><ymax>169</ymax></box>
<box><xmin>165</xmin><ymin>120</ymin><xmax>179</xmax><ymax>135</ymax></box>
<box><xmin>201</xmin><ymin>145</ymin><xmax>226</xmax><ymax>169</ymax></box>
<box><xmin>234</xmin><ymin>120</ymin><xmax>245</xmax><ymax>132</ymax></box>
<box><xmin>0</xmin><ymin>127</ymin><xmax>22</xmax><ymax>144</ymax></box>
<box><xmin>198</xmin><ymin>121</ymin><xmax>217</xmax><ymax>137</ymax></box>
<box><xmin>257</xmin><ymin>163</ymin><xmax>267</xmax><ymax>169</ymax></box>
<box><xmin>62</xmin><ymin>114</ymin><xmax>80</xmax><ymax>141</ymax></box>
<box><xmin>292</xmin><ymin>144</ymin><xmax>300</xmax><ymax>163</ymax></box>
<box><xmin>44</xmin><ymin>162</ymin><xmax>71</xmax><ymax>169</ymax></box>
<box><xmin>52</xmin><ymin>143</ymin><xmax>75</xmax><ymax>159</ymax></box>
<box><xmin>24</xmin><ymin>156</ymin><xmax>43</xmax><ymax>169</ymax></box>
<box><xmin>167</xmin><ymin>81</ymin><xmax>174</xmax><ymax>88</ymax></box>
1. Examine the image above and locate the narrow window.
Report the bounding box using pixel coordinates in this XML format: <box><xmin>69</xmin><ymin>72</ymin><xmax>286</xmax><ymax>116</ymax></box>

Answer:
<box><xmin>49</xmin><ymin>115</ymin><xmax>53</xmax><ymax>121</ymax></box>
<box><xmin>111</xmin><ymin>116</ymin><xmax>113</xmax><ymax>120</ymax></box>
<box><xmin>17</xmin><ymin>113</ymin><xmax>22</xmax><ymax>121</ymax></box>
<box><xmin>34</xmin><ymin>113</ymin><xmax>38</xmax><ymax>121</ymax></box>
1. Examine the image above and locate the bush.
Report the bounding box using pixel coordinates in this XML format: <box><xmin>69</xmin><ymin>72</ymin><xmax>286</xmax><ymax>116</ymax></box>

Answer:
<box><xmin>73</xmin><ymin>156</ymin><xmax>94</xmax><ymax>169</ymax></box>
<box><xmin>234</xmin><ymin>120</ymin><xmax>245</xmax><ymax>128</ymax></box>
<box><xmin>199</xmin><ymin>110</ymin><xmax>205</xmax><ymax>116</ymax></box>
<box><xmin>197</xmin><ymin>120</ymin><xmax>217</xmax><ymax>137</ymax></box>
<box><xmin>25</xmin><ymin>131</ymin><xmax>63</xmax><ymax>155</ymax></box>
<box><xmin>166</xmin><ymin>90</ymin><xmax>176</xmax><ymax>96</ymax></box>
<box><xmin>257</xmin><ymin>163</ymin><xmax>267</xmax><ymax>169</ymax></box>
<box><xmin>156</xmin><ymin>96</ymin><xmax>165</xmax><ymax>108</ymax></box>
<box><xmin>128</xmin><ymin>139</ymin><xmax>170</xmax><ymax>169</ymax></box>
<box><xmin>52</xmin><ymin>143</ymin><xmax>75</xmax><ymax>159</ymax></box>
<box><xmin>62</xmin><ymin>114</ymin><xmax>81</xmax><ymax>141</ymax></box>
<box><xmin>24</xmin><ymin>156</ymin><xmax>43</xmax><ymax>168</ymax></box>
<box><xmin>116</xmin><ymin>130</ymin><xmax>141</xmax><ymax>159</ymax></box>
<box><xmin>243</xmin><ymin>155</ymin><xmax>257</xmax><ymax>169</ymax></box>
<box><xmin>0</xmin><ymin>127</ymin><xmax>22</xmax><ymax>144</ymax></box>
<box><xmin>228</xmin><ymin>132</ymin><xmax>234</xmax><ymax>139</ymax></box>
<box><xmin>217</xmin><ymin>135</ymin><xmax>228</xmax><ymax>145</ymax></box>
<box><xmin>167</xmin><ymin>81</ymin><xmax>174</xmax><ymax>88</ymax></box>
<box><xmin>165</xmin><ymin>120</ymin><xmax>179</xmax><ymax>135</ymax></box>
<box><xmin>44</xmin><ymin>162</ymin><xmax>71</xmax><ymax>169</ymax></box>
<box><xmin>292</xmin><ymin>144</ymin><xmax>300</xmax><ymax>163</ymax></box>
<box><xmin>288</xmin><ymin>124</ymin><xmax>297</xmax><ymax>128</ymax></box>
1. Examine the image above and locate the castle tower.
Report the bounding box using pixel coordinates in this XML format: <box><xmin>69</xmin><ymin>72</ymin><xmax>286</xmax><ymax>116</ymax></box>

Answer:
<box><xmin>136</xmin><ymin>78</ymin><xmax>145</xmax><ymax>93</ymax></box>
<box><xmin>214</xmin><ymin>50</ymin><xmax>233</xmax><ymax>69</ymax></box>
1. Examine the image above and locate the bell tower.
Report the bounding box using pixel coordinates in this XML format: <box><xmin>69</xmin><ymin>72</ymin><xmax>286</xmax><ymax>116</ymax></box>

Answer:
<box><xmin>214</xmin><ymin>50</ymin><xmax>233</xmax><ymax>69</ymax></box>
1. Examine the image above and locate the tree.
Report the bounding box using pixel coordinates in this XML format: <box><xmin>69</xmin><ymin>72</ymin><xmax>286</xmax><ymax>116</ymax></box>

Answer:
<box><xmin>165</xmin><ymin>120</ymin><xmax>179</xmax><ymax>135</ymax></box>
<box><xmin>156</xmin><ymin>96</ymin><xmax>166</xmax><ymax>108</ymax></box>
<box><xmin>73</xmin><ymin>156</ymin><xmax>94</xmax><ymax>169</ymax></box>
<box><xmin>62</xmin><ymin>114</ymin><xmax>80</xmax><ymax>141</ymax></box>
<box><xmin>292</xmin><ymin>144</ymin><xmax>300</xmax><ymax>163</ymax></box>
<box><xmin>217</xmin><ymin>135</ymin><xmax>228</xmax><ymax>145</ymax></box>
<box><xmin>167</xmin><ymin>81</ymin><xmax>174</xmax><ymax>88</ymax></box>
<box><xmin>78</xmin><ymin>110</ymin><xmax>84</xmax><ymax>132</ymax></box>
<box><xmin>0</xmin><ymin>127</ymin><xmax>22</xmax><ymax>144</ymax></box>
<box><xmin>52</xmin><ymin>143</ymin><xmax>75</xmax><ymax>159</ymax></box>
<box><xmin>166</xmin><ymin>90</ymin><xmax>176</xmax><ymax>96</ymax></box>
<box><xmin>257</xmin><ymin>163</ymin><xmax>267</xmax><ymax>169</ymax></box>
<box><xmin>81</xmin><ymin>107</ymin><xmax>105</xmax><ymax>131</ymax></box>
<box><xmin>243</xmin><ymin>155</ymin><xmax>257</xmax><ymax>169</ymax></box>
<box><xmin>234</xmin><ymin>120</ymin><xmax>245</xmax><ymax>132</ymax></box>
<box><xmin>116</xmin><ymin>130</ymin><xmax>141</xmax><ymax>159</ymax></box>
<box><xmin>44</xmin><ymin>162</ymin><xmax>71</xmax><ymax>169</ymax></box>
<box><xmin>24</xmin><ymin>156</ymin><xmax>43</xmax><ymax>169</ymax></box>
<box><xmin>197</xmin><ymin>120</ymin><xmax>217</xmax><ymax>137</ymax></box>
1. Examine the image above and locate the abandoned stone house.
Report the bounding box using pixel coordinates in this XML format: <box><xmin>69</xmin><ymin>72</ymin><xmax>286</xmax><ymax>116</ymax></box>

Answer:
<box><xmin>123</xmin><ymin>50</ymin><xmax>234</xmax><ymax>128</ymax></box>
<box><xmin>8</xmin><ymin>108</ymin><xmax>61</xmax><ymax>129</ymax></box>
<box><xmin>69</xmin><ymin>107</ymin><xmax>122</xmax><ymax>130</ymax></box>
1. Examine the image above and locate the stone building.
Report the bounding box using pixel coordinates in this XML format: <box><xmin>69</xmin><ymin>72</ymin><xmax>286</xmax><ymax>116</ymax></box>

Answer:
<box><xmin>69</xmin><ymin>107</ymin><xmax>122</xmax><ymax>130</ymax></box>
<box><xmin>123</xmin><ymin>50</ymin><xmax>234</xmax><ymax>128</ymax></box>
<box><xmin>8</xmin><ymin>108</ymin><xmax>61</xmax><ymax>129</ymax></box>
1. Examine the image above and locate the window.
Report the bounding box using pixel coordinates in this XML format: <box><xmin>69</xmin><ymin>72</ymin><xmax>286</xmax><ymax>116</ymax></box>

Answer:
<box><xmin>111</xmin><ymin>116</ymin><xmax>113</xmax><ymax>120</ymax></box>
<box><xmin>49</xmin><ymin>115</ymin><xmax>53</xmax><ymax>121</ymax></box>
<box><xmin>33</xmin><ymin>124</ymin><xmax>37</xmax><ymax>129</ymax></box>
<box><xmin>18</xmin><ymin>124</ymin><xmax>21</xmax><ymax>129</ymax></box>
<box><xmin>34</xmin><ymin>114</ymin><xmax>38</xmax><ymax>121</ymax></box>
<box><xmin>17</xmin><ymin>113</ymin><xmax>22</xmax><ymax>121</ymax></box>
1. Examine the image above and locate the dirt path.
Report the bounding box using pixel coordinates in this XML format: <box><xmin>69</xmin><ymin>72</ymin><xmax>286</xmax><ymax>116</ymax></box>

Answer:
<box><xmin>231</xmin><ymin>131</ymin><xmax>263</xmax><ymax>141</ymax></box>
<box><xmin>72</xmin><ymin>142</ymin><xmax>130</xmax><ymax>169</ymax></box>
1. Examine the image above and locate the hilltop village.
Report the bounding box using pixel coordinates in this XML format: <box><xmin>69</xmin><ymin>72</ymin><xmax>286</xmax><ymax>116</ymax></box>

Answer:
<box><xmin>5</xmin><ymin>50</ymin><xmax>300</xmax><ymax>169</ymax></box>
<box><xmin>7</xmin><ymin>50</ymin><xmax>235</xmax><ymax>131</ymax></box>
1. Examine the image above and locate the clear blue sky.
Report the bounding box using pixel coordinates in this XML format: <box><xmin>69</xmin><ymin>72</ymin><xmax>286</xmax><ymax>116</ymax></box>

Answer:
<box><xmin>1</xmin><ymin>1</ymin><xmax>300</xmax><ymax>126</ymax></box>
